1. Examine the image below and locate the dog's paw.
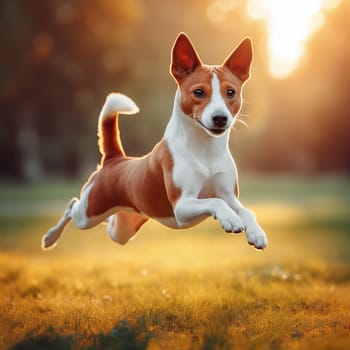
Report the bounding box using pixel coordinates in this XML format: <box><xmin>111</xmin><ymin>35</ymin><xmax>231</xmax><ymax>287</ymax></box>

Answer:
<box><xmin>216</xmin><ymin>212</ymin><xmax>245</xmax><ymax>234</ymax></box>
<box><xmin>41</xmin><ymin>232</ymin><xmax>58</xmax><ymax>251</ymax></box>
<box><xmin>246</xmin><ymin>226</ymin><xmax>268</xmax><ymax>250</ymax></box>
<box><xmin>41</xmin><ymin>225</ymin><xmax>63</xmax><ymax>251</ymax></box>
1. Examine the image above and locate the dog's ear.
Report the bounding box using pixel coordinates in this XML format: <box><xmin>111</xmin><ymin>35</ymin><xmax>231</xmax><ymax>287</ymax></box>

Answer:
<box><xmin>222</xmin><ymin>37</ymin><xmax>252</xmax><ymax>82</ymax></box>
<box><xmin>171</xmin><ymin>33</ymin><xmax>202</xmax><ymax>82</ymax></box>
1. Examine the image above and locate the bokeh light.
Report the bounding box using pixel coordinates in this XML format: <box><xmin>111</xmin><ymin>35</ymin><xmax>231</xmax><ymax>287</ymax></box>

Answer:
<box><xmin>246</xmin><ymin>0</ymin><xmax>342</xmax><ymax>79</ymax></box>
<box><xmin>1</xmin><ymin>0</ymin><xmax>349</xmax><ymax>179</ymax></box>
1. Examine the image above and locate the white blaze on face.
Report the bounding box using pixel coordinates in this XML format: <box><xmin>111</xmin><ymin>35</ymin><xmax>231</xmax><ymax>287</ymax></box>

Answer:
<box><xmin>201</xmin><ymin>72</ymin><xmax>233</xmax><ymax>131</ymax></box>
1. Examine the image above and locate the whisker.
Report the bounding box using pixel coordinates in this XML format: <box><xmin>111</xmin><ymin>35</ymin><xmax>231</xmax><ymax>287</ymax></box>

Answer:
<box><xmin>236</xmin><ymin>118</ymin><xmax>249</xmax><ymax>128</ymax></box>
<box><xmin>234</xmin><ymin>114</ymin><xmax>249</xmax><ymax>128</ymax></box>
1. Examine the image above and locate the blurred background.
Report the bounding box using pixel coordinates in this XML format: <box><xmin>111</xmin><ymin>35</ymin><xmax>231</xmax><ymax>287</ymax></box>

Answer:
<box><xmin>0</xmin><ymin>0</ymin><xmax>349</xmax><ymax>181</ymax></box>
<box><xmin>1</xmin><ymin>5</ymin><xmax>350</xmax><ymax>347</ymax></box>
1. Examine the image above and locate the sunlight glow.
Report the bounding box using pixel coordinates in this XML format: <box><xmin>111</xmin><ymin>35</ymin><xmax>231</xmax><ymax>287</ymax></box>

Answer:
<box><xmin>207</xmin><ymin>0</ymin><xmax>239</xmax><ymax>23</ymax></box>
<box><xmin>246</xmin><ymin>0</ymin><xmax>342</xmax><ymax>79</ymax></box>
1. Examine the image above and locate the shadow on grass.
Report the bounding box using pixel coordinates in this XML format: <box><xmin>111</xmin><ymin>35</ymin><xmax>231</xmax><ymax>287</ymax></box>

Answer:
<box><xmin>10</xmin><ymin>319</ymin><xmax>151</xmax><ymax>350</ymax></box>
<box><xmin>202</xmin><ymin>333</ymin><xmax>231</xmax><ymax>350</ymax></box>
<box><xmin>10</xmin><ymin>327</ymin><xmax>73</xmax><ymax>350</ymax></box>
<box><xmin>89</xmin><ymin>319</ymin><xmax>151</xmax><ymax>350</ymax></box>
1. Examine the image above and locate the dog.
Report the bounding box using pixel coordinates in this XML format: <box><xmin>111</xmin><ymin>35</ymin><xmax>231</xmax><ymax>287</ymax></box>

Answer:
<box><xmin>42</xmin><ymin>32</ymin><xmax>267</xmax><ymax>251</ymax></box>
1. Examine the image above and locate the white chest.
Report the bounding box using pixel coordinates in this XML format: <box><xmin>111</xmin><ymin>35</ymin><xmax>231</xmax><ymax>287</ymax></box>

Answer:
<box><xmin>170</xmin><ymin>140</ymin><xmax>237</xmax><ymax>198</ymax></box>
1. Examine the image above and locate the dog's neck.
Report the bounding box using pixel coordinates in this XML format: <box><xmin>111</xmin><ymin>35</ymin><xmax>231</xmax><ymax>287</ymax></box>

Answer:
<box><xmin>164</xmin><ymin>89</ymin><xmax>230</xmax><ymax>157</ymax></box>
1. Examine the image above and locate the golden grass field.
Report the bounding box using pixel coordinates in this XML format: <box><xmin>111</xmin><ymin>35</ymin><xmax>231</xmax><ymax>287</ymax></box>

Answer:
<box><xmin>0</xmin><ymin>176</ymin><xmax>349</xmax><ymax>349</ymax></box>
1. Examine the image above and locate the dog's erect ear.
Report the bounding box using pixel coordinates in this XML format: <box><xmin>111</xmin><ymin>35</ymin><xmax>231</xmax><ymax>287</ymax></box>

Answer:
<box><xmin>171</xmin><ymin>33</ymin><xmax>202</xmax><ymax>82</ymax></box>
<box><xmin>222</xmin><ymin>37</ymin><xmax>252</xmax><ymax>82</ymax></box>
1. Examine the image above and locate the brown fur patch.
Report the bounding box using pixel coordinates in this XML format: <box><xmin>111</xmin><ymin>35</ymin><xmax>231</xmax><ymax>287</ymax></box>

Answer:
<box><xmin>86</xmin><ymin>141</ymin><xmax>181</xmax><ymax>219</ymax></box>
<box><xmin>177</xmin><ymin>65</ymin><xmax>213</xmax><ymax>119</ymax></box>
<box><xmin>234</xmin><ymin>180</ymin><xmax>239</xmax><ymax>198</ymax></box>
<box><xmin>98</xmin><ymin>114</ymin><xmax>126</xmax><ymax>163</ymax></box>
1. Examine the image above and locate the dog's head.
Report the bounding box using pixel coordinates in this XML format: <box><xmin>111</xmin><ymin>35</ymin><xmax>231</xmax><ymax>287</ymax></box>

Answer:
<box><xmin>170</xmin><ymin>33</ymin><xmax>252</xmax><ymax>137</ymax></box>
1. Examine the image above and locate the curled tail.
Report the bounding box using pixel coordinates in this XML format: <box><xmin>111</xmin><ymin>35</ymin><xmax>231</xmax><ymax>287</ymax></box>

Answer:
<box><xmin>98</xmin><ymin>93</ymin><xmax>139</xmax><ymax>163</ymax></box>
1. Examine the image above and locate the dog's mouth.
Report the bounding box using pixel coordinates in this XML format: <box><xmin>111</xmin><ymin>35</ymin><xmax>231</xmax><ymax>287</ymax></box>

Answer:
<box><xmin>209</xmin><ymin>128</ymin><xmax>226</xmax><ymax>136</ymax></box>
<box><xmin>197</xmin><ymin>120</ymin><xmax>227</xmax><ymax>136</ymax></box>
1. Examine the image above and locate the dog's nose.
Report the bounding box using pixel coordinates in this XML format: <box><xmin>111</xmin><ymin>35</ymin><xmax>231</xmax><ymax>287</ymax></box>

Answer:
<box><xmin>212</xmin><ymin>115</ymin><xmax>228</xmax><ymax>128</ymax></box>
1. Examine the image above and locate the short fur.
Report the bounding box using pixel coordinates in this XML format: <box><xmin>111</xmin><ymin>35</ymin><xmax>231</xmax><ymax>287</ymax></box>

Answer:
<box><xmin>42</xmin><ymin>33</ymin><xmax>267</xmax><ymax>251</ymax></box>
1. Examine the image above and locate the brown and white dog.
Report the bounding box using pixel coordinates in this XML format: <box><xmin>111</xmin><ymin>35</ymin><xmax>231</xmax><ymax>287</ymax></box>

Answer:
<box><xmin>42</xmin><ymin>33</ymin><xmax>267</xmax><ymax>251</ymax></box>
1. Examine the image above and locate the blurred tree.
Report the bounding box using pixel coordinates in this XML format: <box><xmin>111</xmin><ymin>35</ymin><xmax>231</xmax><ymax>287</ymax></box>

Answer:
<box><xmin>300</xmin><ymin>0</ymin><xmax>350</xmax><ymax>172</ymax></box>
<box><xmin>1</xmin><ymin>0</ymin><xmax>349</xmax><ymax>180</ymax></box>
<box><xmin>0</xmin><ymin>0</ymin><xmax>141</xmax><ymax>180</ymax></box>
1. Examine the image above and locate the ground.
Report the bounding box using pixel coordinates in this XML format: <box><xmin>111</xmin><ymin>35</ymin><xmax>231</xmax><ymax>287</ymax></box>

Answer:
<box><xmin>0</xmin><ymin>176</ymin><xmax>349</xmax><ymax>349</ymax></box>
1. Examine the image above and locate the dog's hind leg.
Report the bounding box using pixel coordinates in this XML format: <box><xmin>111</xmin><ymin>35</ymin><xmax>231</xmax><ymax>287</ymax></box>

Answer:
<box><xmin>42</xmin><ymin>181</ymin><xmax>110</xmax><ymax>250</ymax></box>
<box><xmin>107</xmin><ymin>212</ymin><xmax>148</xmax><ymax>245</ymax></box>
<box><xmin>41</xmin><ymin>197</ymin><xmax>78</xmax><ymax>250</ymax></box>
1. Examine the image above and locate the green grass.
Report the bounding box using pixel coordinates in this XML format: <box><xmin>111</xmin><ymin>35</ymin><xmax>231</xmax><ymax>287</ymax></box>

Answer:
<box><xmin>0</xmin><ymin>176</ymin><xmax>350</xmax><ymax>349</ymax></box>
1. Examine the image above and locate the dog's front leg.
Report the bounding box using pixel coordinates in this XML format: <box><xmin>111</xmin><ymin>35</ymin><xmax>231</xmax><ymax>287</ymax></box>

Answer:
<box><xmin>174</xmin><ymin>196</ymin><xmax>245</xmax><ymax>233</ymax></box>
<box><xmin>227</xmin><ymin>195</ymin><xmax>268</xmax><ymax>250</ymax></box>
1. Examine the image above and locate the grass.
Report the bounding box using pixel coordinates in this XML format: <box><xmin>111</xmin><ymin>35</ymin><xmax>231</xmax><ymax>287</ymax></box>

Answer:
<box><xmin>0</xmin><ymin>176</ymin><xmax>349</xmax><ymax>349</ymax></box>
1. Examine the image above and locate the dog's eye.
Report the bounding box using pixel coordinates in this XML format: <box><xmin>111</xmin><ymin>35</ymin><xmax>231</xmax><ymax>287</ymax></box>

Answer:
<box><xmin>193</xmin><ymin>89</ymin><xmax>205</xmax><ymax>99</ymax></box>
<box><xmin>227</xmin><ymin>89</ymin><xmax>236</xmax><ymax>99</ymax></box>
